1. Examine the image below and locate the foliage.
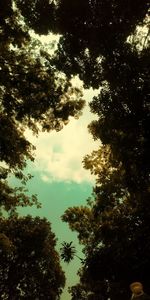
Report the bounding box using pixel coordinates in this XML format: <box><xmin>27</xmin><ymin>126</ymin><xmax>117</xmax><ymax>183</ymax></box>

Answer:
<box><xmin>0</xmin><ymin>0</ymin><xmax>85</xmax><ymax>174</ymax></box>
<box><xmin>0</xmin><ymin>2</ymin><xmax>83</xmax><ymax>298</ymax></box>
<box><xmin>56</xmin><ymin>0</ymin><xmax>150</xmax><ymax>299</ymax></box>
<box><xmin>68</xmin><ymin>284</ymin><xmax>91</xmax><ymax>300</ymax></box>
<box><xmin>0</xmin><ymin>178</ymin><xmax>41</xmax><ymax>216</ymax></box>
<box><xmin>88</xmin><ymin>46</ymin><xmax>150</xmax><ymax>193</ymax></box>
<box><xmin>0</xmin><ymin>0</ymin><xmax>150</xmax><ymax>299</ymax></box>
<box><xmin>0</xmin><ymin>216</ymin><xmax>65</xmax><ymax>299</ymax></box>
<box><xmin>0</xmin><ymin>0</ymin><xmax>84</xmax><ymax>213</ymax></box>
<box><xmin>60</xmin><ymin>241</ymin><xmax>76</xmax><ymax>263</ymax></box>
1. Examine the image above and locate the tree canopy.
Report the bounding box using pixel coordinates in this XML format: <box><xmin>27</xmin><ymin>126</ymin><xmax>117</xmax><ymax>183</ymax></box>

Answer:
<box><xmin>54</xmin><ymin>0</ymin><xmax>150</xmax><ymax>299</ymax></box>
<box><xmin>0</xmin><ymin>0</ymin><xmax>85</xmax><ymax>174</ymax></box>
<box><xmin>0</xmin><ymin>0</ymin><xmax>150</xmax><ymax>299</ymax></box>
<box><xmin>0</xmin><ymin>0</ymin><xmax>84</xmax><ymax>212</ymax></box>
<box><xmin>0</xmin><ymin>1</ymin><xmax>85</xmax><ymax>298</ymax></box>
<box><xmin>0</xmin><ymin>216</ymin><xmax>65</xmax><ymax>299</ymax></box>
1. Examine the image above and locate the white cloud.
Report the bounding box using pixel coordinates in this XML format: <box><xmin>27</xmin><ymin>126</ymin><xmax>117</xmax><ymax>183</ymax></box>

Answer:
<box><xmin>26</xmin><ymin>89</ymin><xmax>100</xmax><ymax>184</ymax></box>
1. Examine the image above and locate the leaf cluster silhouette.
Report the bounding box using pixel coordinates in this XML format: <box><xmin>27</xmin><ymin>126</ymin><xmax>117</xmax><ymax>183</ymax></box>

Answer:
<box><xmin>0</xmin><ymin>216</ymin><xmax>65</xmax><ymax>299</ymax></box>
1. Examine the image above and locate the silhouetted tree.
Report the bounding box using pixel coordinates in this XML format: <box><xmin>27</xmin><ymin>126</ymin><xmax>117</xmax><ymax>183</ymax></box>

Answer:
<box><xmin>0</xmin><ymin>216</ymin><xmax>65</xmax><ymax>299</ymax></box>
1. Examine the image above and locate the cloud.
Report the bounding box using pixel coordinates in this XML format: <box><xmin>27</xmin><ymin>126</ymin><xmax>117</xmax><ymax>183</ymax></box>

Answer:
<box><xmin>26</xmin><ymin>89</ymin><xmax>100</xmax><ymax>184</ymax></box>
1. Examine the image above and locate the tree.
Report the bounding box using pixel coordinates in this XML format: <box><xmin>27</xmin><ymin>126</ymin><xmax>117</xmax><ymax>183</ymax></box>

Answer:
<box><xmin>0</xmin><ymin>216</ymin><xmax>65</xmax><ymax>299</ymax></box>
<box><xmin>62</xmin><ymin>174</ymin><xmax>150</xmax><ymax>298</ymax></box>
<box><xmin>68</xmin><ymin>283</ymin><xmax>92</xmax><ymax>300</ymax></box>
<box><xmin>88</xmin><ymin>45</ymin><xmax>150</xmax><ymax>194</ymax></box>
<box><xmin>17</xmin><ymin>0</ymin><xmax>148</xmax><ymax>198</ymax></box>
<box><xmin>60</xmin><ymin>241</ymin><xmax>76</xmax><ymax>263</ymax></box>
<box><xmin>0</xmin><ymin>0</ymin><xmax>85</xmax><ymax>174</ymax></box>
<box><xmin>0</xmin><ymin>174</ymin><xmax>41</xmax><ymax>216</ymax></box>
<box><xmin>0</xmin><ymin>2</ymin><xmax>85</xmax><ymax>298</ymax></box>
<box><xmin>62</xmin><ymin>135</ymin><xmax>150</xmax><ymax>299</ymax></box>
<box><xmin>0</xmin><ymin>0</ymin><xmax>85</xmax><ymax>213</ymax></box>
<box><xmin>55</xmin><ymin>0</ymin><xmax>150</xmax><ymax>297</ymax></box>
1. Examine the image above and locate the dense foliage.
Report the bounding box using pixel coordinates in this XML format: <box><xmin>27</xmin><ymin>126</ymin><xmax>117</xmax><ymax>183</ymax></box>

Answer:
<box><xmin>0</xmin><ymin>0</ymin><xmax>84</xmax><ymax>174</ymax></box>
<box><xmin>0</xmin><ymin>216</ymin><xmax>65</xmax><ymax>299</ymax></box>
<box><xmin>54</xmin><ymin>0</ymin><xmax>150</xmax><ymax>299</ymax></box>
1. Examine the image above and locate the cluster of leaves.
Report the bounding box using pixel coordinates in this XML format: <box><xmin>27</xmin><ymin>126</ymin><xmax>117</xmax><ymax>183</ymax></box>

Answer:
<box><xmin>51</xmin><ymin>0</ymin><xmax>150</xmax><ymax>299</ymax></box>
<box><xmin>60</xmin><ymin>241</ymin><xmax>76</xmax><ymax>263</ymax></box>
<box><xmin>0</xmin><ymin>216</ymin><xmax>65</xmax><ymax>299</ymax></box>
<box><xmin>0</xmin><ymin>177</ymin><xmax>40</xmax><ymax>216</ymax></box>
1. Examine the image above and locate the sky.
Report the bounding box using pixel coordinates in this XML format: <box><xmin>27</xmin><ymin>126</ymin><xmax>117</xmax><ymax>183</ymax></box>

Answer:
<box><xmin>12</xmin><ymin>87</ymin><xmax>100</xmax><ymax>300</ymax></box>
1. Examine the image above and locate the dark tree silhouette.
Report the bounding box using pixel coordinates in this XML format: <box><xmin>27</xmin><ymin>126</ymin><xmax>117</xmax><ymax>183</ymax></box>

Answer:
<box><xmin>0</xmin><ymin>216</ymin><xmax>65</xmax><ymax>299</ymax></box>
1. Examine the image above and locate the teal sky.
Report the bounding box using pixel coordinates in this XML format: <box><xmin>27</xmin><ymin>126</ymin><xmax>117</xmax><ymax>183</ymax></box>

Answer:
<box><xmin>17</xmin><ymin>173</ymin><xmax>93</xmax><ymax>300</ymax></box>
<box><xmin>10</xmin><ymin>88</ymin><xmax>100</xmax><ymax>300</ymax></box>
